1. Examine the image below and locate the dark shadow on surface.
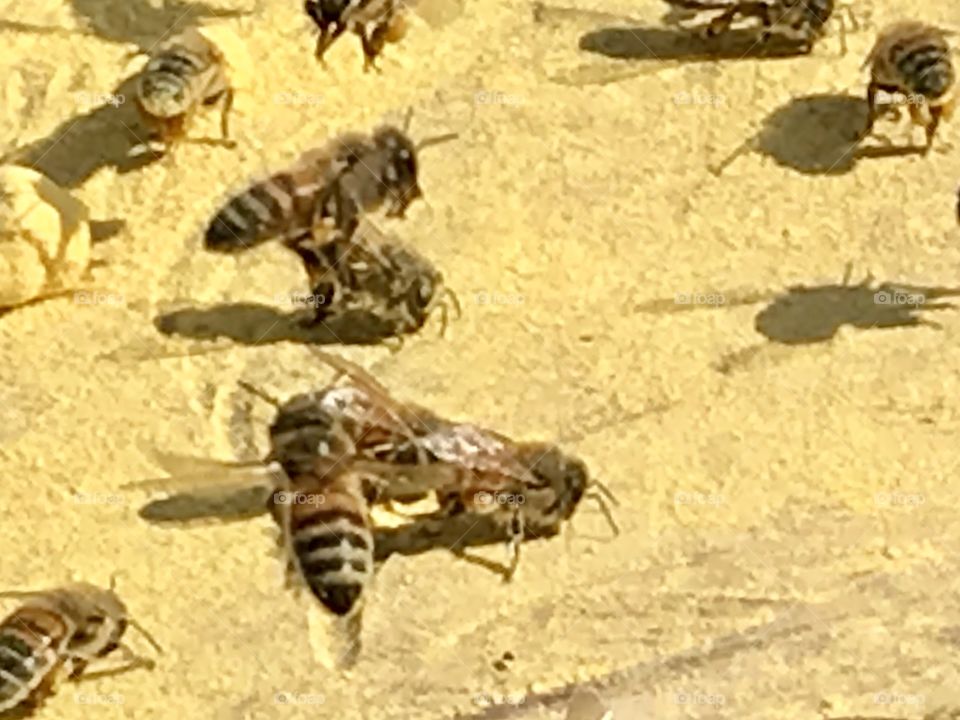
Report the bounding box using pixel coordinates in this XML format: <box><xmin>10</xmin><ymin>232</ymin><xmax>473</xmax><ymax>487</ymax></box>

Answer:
<box><xmin>4</xmin><ymin>75</ymin><xmax>161</xmax><ymax>188</ymax></box>
<box><xmin>136</xmin><ymin>489</ymin><xmax>559</xmax><ymax>570</ymax></box>
<box><xmin>755</xmin><ymin>275</ymin><xmax>960</xmax><ymax>345</ymax></box>
<box><xmin>67</xmin><ymin>0</ymin><xmax>254</xmax><ymax>49</ymax></box>
<box><xmin>579</xmin><ymin>25</ymin><xmax>813</xmax><ymax>62</ymax></box>
<box><xmin>154</xmin><ymin>303</ymin><xmax>412</xmax><ymax>346</ymax></box>
<box><xmin>750</xmin><ymin>94</ymin><xmax>868</xmax><ymax>175</ymax></box>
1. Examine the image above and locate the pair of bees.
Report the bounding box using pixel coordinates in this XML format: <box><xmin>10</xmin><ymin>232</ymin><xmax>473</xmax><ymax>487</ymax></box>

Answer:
<box><xmin>202</xmin><ymin>114</ymin><xmax>459</xmax><ymax>338</ymax></box>
<box><xmin>133</xmin><ymin>1</ymin><xmax>407</xmax><ymax>155</ymax></box>
<box><xmin>0</xmin><ymin>582</ymin><xmax>160</xmax><ymax>716</ymax></box>
<box><xmin>668</xmin><ymin>2</ymin><xmax>955</xmax><ymax>153</ymax></box>
<box><xmin>129</xmin><ymin>352</ymin><xmax>613</xmax><ymax>655</ymax></box>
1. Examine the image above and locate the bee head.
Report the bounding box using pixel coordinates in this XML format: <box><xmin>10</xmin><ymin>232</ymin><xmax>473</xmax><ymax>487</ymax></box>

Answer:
<box><xmin>373</xmin><ymin>126</ymin><xmax>421</xmax><ymax>218</ymax></box>
<box><xmin>523</xmin><ymin>445</ymin><xmax>589</xmax><ymax>521</ymax></box>
<box><xmin>137</xmin><ymin>73</ymin><xmax>188</xmax><ymax>119</ymax></box>
<box><xmin>59</xmin><ymin>584</ymin><xmax>129</xmax><ymax>657</ymax></box>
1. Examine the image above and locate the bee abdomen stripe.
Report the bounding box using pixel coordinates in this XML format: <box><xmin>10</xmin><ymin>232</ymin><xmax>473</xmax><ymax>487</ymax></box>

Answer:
<box><xmin>290</xmin><ymin>509</ymin><xmax>368</xmax><ymax>532</ymax></box>
<box><xmin>294</xmin><ymin>529</ymin><xmax>371</xmax><ymax>553</ymax></box>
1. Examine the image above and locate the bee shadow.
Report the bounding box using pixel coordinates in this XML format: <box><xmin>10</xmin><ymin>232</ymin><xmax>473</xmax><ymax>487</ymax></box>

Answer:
<box><xmin>4</xmin><ymin>75</ymin><xmax>161</xmax><ymax>188</ymax></box>
<box><xmin>755</xmin><ymin>276</ymin><xmax>960</xmax><ymax>345</ymax></box>
<box><xmin>67</xmin><ymin>0</ymin><xmax>254</xmax><ymax>49</ymax></box>
<box><xmin>579</xmin><ymin>25</ymin><xmax>813</xmax><ymax>62</ymax></box>
<box><xmin>745</xmin><ymin>93</ymin><xmax>922</xmax><ymax>175</ymax></box>
<box><xmin>136</xmin><ymin>492</ymin><xmax>546</xmax><ymax>576</ymax></box>
<box><xmin>154</xmin><ymin>303</ymin><xmax>414</xmax><ymax>346</ymax></box>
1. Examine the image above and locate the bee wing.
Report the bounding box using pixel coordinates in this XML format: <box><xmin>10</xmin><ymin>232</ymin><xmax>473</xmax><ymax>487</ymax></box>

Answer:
<box><xmin>124</xmin><ymin>452</ymin><xmax>282</xmax><ymax>523</ymax></box>
<box><xmin>122</xmin><ymin>450</ymin><xmax>280</xmax><ymax>495</ymax></box>
<box><xmin>350</xmin><ymin>458</ymin><xmax>461</xmax><ymax>497</ymax></box>
<box><xmin>406</xmin><ymin>0</ymin><xmax>466</xmax><ymax>27</ymax></box>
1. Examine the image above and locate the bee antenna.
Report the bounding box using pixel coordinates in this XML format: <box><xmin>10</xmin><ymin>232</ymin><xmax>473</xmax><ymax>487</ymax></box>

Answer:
<box><xmin>402</xmin><ymin>106</ymin><xmax>415</xmax><ymax>134</ymax></box>
<box><xmin>415</xmin><ymin>133</ymin><xmax>459</xmax><ymax>152</ymax></box>
<box><xmin>585</xmin><ymin>488</ymin><xmax>620</xmax><ymax>537</ymax></box>
<box><xmin>128</xmin><ymin>618</ymin><xmax>164</xmax><ymax>655</ymax></box>
<box><xmin>237</xmin><ymin>380</ymin><xmax>281</xmax><ymax>407</ymax></box>
<box><xmin>592</xmin><ymin>479</ymin><xmax>620</xmax><ymax>507</ymax></box>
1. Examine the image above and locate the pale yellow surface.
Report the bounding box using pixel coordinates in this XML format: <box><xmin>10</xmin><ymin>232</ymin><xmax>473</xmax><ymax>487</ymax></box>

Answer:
<box><xmin>1</xmin><ymin>1</ymin><xmax>960</xmax><ymax>719</ymax></box>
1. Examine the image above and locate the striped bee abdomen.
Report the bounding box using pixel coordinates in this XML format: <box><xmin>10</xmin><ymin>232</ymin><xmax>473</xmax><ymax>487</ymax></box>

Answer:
<box><xmin>285</xmin><ymin>472</ymin><xmax>374</xmax><ymax>617</ymax></box>
<box><xmin>896</xmin><ymin>39</ymin><xmax>954</xmax><ymax>99</ymax></box>
<box><xmin>203</xmin><ymin>145</ymin><xmax>339</xmax><ymax>253</ymax></box>
<box><xmin>0</xmin><ymin>607</ymin><xmax>69</xmax><ymax>712</ymax></box>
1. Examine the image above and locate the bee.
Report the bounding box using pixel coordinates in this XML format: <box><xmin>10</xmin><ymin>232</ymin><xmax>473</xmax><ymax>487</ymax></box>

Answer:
<box><xmin>0</xmin><ymin>582</ymin><xmax>160</xmax><ymax>715</ymax></box>
<box><xmin>284</xmin><ymin>222</ymin><xmax>461</xmax><ymax>334</ymax></box>
<box><xmin>305</xmin><ymin>0</ymin><xmax>408</xmax><ymax>71</ymax></box>
<box><xmin>663</xmin><ymin>0</ymin><xmax>836</xmax><ymax>53</ymax></box>
<box><xmin>203</xmin><ymin>113</ymin><xmax>456</xmax><ymax>254</ymax></box>
<box><xmin>133</xmin><ymin>26</ymin><xmax>235</xmax><ymax>156</ymax></box>
<box><xmin>286</xmin><ymin>351</ymin><xmax>617</xmax><ymax>577</ymax></box>
<box><xmin>861</xmin><ymin>21</ymin><xmax>956</xmax><ymax>154</ymax></box>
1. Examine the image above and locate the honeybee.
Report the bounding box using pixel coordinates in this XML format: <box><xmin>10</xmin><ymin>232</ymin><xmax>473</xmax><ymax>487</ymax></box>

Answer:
<box><xmin>663</xmin><ymin>0</ymin><xmax>837</xmax><ymax>53</ymax></box>
<box><xmin>285</xmin><ymin>221</ymin><xmax>460</xmax><ymax>334</ymax></box>
<box><xmin>861</xmin><ymin>21</ymin><xmax>956</xmax><ymax>154</ymax></box>
<box><xmin>0</xmin><ymin>582</ymin><xmax>160</xmax><ymax>716</ymax></box>
<box><xmin>305</xmin><ymin>0</ymin><xmax>408</xmax><ymax>71</ymax></box>
<box><xmin>133</xmin><ymin>26</ymin><xmax>235</xmax><ymax>156</ymax></box>
<box><xmin>284</xmin><ymin>351</ymin><xmax>617</xmax><ymax>577</ymax></box>
<box><xmin>203</xmin><ymin>113</ymin><xmax>456</xmax><ymax>253</ymax></box>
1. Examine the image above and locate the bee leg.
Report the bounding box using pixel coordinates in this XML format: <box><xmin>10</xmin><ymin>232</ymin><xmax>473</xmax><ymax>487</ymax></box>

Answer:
<box><xmin>503</xmin><ymin>510</ymin><xmax>524</xmax><ymax>583</ymax></box>
<box><xmin>219</xmin><ymin>87</ymin><xmax>237</xmax><ymax>149</ymax></box>
<box><xmin>71</xmin><ymin>646</ymin><xmax>156</xmax><ymax>681</ymax></box>
<box><xmin>358</xmin><ymin>25</ymin><xmax>386</xmax><ymax>73</ymax></box>
<box><xmin>923</xmin><ymin>105</ymin><xmax>945</xmax><ymax>155</ymax></box>
<box><xmin>861</xmin><ymin>81</ymin><xmax>880</xmax><ymax>141</ymax></box>
<box><xmin>702</xmin><ymin>6</ymin><xmax>739</xmax><ymax>38</ymax></box>
<box><xmin>315</xmin><ymin>23</ymin><xmax>347</xmax><ymax>65</ymax></box>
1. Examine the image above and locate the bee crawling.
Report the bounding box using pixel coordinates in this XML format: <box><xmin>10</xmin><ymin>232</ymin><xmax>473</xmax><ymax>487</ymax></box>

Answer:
<box><xmin>284</xmin><ymin>222</ymin><xmax>460</xmax><ymax>338</ymax></box>
<box><xmin>203</xmin><ymin>111</ymin><xmax>456</xmax><ymax>254</ymax></box>
<box><xmin>663</xmin><ymin>0</ymin><xmax>841</xmax><ymax>53</ymax></box>
<box><xmin>305</xmin><ymin>0</ymin><xmax>408</xmax><ymax>71</ymax></box>
<box><xmin>132</xmin><ymin>26</ymin><xmax>236</xmax><ymax>156</ymax></box>
<box><xmin>861</xmin><ymin>21</ymin><xmax>956</xmax><ymax>155</ymax></box>
<box><xmin>0</xmin><ymin>581</ymin><xmax>160</xmax><ymax>716</ymax></box>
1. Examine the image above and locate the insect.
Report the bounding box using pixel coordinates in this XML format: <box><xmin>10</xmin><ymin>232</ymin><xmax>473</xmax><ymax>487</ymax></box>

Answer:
<box><xmin>0</xmin><ymin>581</ymin><xmax>160</xmax><ymax>715</ymax></box>
<box><xmin>133</xmin><ymin>26</ymin><xmax>235</xmax><ymax>156</ymax></box>
<box><xmin>284</xmin><ymin>222</ymin><xmax>461</xmax><ymax>334</ymax></box>
<box><xmin>276</xmin><ymin>351</ymin><xmax>617</xmax><ymax>578</ymax></box>
<box><xmin>305</xmin><ymin>0</ymin><xmax>408</xmax><ymax>71</ymax></box>
<box><xmin>663</xmin><ymin>0</ymin><xmax>838</xmax><ymax>53</ymax></box>
<box><xmin>203</xmin><ymin>112</ymin><xmax>456</xmax><ymax>253</ymax></box>
<box><xmin>861</xmin><ymin>21</ymin><xmax>956</xmax><ymax>154</ymax></box>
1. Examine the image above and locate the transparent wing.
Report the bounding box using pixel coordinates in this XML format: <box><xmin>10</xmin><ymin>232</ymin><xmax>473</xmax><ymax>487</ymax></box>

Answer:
<box><xmin>122</xmin><ymin>449</ymin><xmax>280</xmax><ymax>495</ymax></box>
<box><xmin>124</xmin><ymin>451</ymin><xmax>282</xmax><ymax>523</ymax></box>
<box><xmin>408</xmin><ymin>0</ymin><xmax>466</xmax><ymax>28</ymax></box>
